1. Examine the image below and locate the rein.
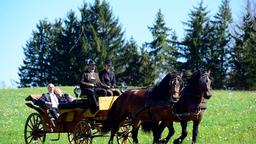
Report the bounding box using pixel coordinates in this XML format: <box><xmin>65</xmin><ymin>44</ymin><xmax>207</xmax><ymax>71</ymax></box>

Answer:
<box><xmin>171</xmin><ymin>72</ymin><xmax>211</xmax><ymax>121</ymax></box>
<box><xmin>172</xmin><ymin>90</ymin><xmax>206</xmax><ymax>120</ymax></box>
<box><xmin>172</xmin><ymin>105</ymin><xmax>202</xmax><ymax>121</ymax></box>
<box><xmin>130</xmin><ymin>74</ymin><xmax>182</xmax><ymax>121</ymax></box>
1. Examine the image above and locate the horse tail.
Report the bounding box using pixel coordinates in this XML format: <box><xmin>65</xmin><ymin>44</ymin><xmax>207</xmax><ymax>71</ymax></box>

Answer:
<box><xmin>141</xmin><ymin>121</ymin><xmax>154</xmax><ymax>133</ymax></box>
<box><xmin>101</xmin><ymin>97</ymin><xmax>119</xmax><ymax>133</ymax></box>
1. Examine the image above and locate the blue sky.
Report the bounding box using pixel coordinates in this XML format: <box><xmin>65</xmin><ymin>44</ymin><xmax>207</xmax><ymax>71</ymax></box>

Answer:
<box><xmin>0</xmin><ymin>0</ymin><xmax>244</xmax><ymax>87</ymax></box>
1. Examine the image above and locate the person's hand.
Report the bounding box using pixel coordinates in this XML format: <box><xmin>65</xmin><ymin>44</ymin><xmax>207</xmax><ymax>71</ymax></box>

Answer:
<box><xmin>90</xmin><ymin>83</ymin><xmax>95</xmax><ymax>87</ymax></box>
<box><xmin>45</xmin><ymin>102</ymin><xmax>52</xmax><ymax>108</ymax></box>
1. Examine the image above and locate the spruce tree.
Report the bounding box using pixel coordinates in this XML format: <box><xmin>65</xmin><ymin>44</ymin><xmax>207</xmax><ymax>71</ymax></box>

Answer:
<box><xmin>56</xmin><ymin>11</ymin><xmax>81</xmax><ymax>85</ymax></box>
<box><xmin>18</xmin><ymin>42</ymin><xmax>39</xmax><ymax>87</ymax></box>
<box><xmin>86</xmin><ymin>0</ymin><xmax>124</xmax><ymax>71</ymax></box>
<box><xmin>229</xmin><ymin>1</ymin><xmax>256</xmax><ymax>89</ymax></box>
<box><xmin>19</xmin><ymin>20</ymin><xmax>52</xmax><ymax>87</ymax></box>
<box><xmin>210</xmin><ymin>0</ymin><xmax>233</xmax><ymax>89</ymax></box>
<box><xmin>117</xmin><ymin>38</ymin><xmax>156</xmax><ymax>86</ymax></box>
<box><xmin>147</xmin><ymin>9</ymin><xmax>178</xmax><ymax>76</ymax></box>
<box><xmin>182</xmin><ymin>1</ymin><xmax>210</xmax><ymax>70</ymax></box>
<box><xmin>48</xmin><ymin>18</ymin><xmax>64</xmax><ymax>85</ymax></box>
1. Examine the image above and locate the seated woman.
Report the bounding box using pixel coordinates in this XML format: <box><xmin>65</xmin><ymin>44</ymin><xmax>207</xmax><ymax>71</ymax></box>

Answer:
<box><xmin>38</xmin><ymin>84</ymin><xmax>76</xmax><ymax>127</ymax></box>
<box><xmin>54</xmin><ymin>87</ymin><xmax>75</xmax><ymax>104</ymax></box>
<box><xmin>54</xmin><ymin>87</ymin><xmax>83</xmax><ymax>109</ymax></box>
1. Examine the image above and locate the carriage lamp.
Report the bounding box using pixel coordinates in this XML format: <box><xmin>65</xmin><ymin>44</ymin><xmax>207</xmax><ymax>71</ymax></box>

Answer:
<box><xmin>74</xmin><ymin>86</ymin><xmax>81</xmax><ymax>98</ymax></box>
<box><xmin>120</xmin><ymin>82</ymin><xmax>128</xmax><ymax>93</ymax></box>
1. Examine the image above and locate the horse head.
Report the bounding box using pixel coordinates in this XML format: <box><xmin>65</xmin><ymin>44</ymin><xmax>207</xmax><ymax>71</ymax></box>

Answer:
<box><xmin>188</xmin><ymin>69</ymin><xmax>212</xmax><ymax>100</ymax></box>
<box><xmin>200</xmin><ymin>69</ymin><xmax>212</xmax><ymax>99</ymax></box>
<box><xmin>159</xmin><ymin>72</ymin><xmax>184</xmax><ymax>103</ymax></box>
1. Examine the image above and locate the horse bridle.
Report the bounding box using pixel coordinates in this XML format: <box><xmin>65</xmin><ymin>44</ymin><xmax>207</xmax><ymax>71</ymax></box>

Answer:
<box><xmin>169</xmin><ymin>75</ymin><xmax>183</xmax><ymax>101</ymax></box>
<box><xmin>180</xmin><ymin>73</ymin><xmax>211</xmax><ymax>99</ymax></box>
<box><xmin>200</xmin><ymin>73</ymin><xmax>212</xmax><ymax>99</ymax></box>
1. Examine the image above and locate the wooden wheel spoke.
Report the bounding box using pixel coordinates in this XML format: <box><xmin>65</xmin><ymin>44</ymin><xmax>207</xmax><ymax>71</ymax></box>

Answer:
<box><xmin>28</xmin><ymin>138</ymin><xmax>33</xmax><ymax>144</ymax></box>
<box><xmin>74</xmin><ymin>121</ymin><xmax>92</xmax><ymax>144</ymax></box>
<box><xmin>68</xmin><ymin>132</ymin><xmax>75</xmax><ymax>144</ymax></box>
<box><xmin>24</xmin><ymin>113</ymin><xmax>46</xmax><ymax>144</ymax></box>
<box><xmin>29</xmin><ymin>119</ymin><xmax>34</xmax><ymax>129</ymax></box>
<box><xmin>26</xmin><ymin>135</ymin><xmax>33</xmax><ymax>142</ymax></box>
<box><xmin>27</xmin><ymin>123</ymin><xmax>33</xmax><ymax>131</ymax></box>
<box><xmin>32</xmin><ymin>114</ymin><xmax>37</xmax><ymax>126</ymax></box>
<box><xmin>116</xmin><ymin>125</ymin><xmax>132</xmax><ymax>144</ymax></box>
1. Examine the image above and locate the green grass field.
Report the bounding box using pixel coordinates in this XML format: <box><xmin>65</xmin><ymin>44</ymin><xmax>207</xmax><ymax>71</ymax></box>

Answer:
<box><xmin>0</xmin><ymin>87</ymin><xmax>255</xmax><ymax>144</ymax></box>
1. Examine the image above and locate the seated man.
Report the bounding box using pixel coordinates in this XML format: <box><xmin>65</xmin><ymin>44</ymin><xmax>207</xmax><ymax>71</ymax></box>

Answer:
<box><xmin>79</xmin><ymin>59</ymin><xmax>109</xmax><ymax>113</ymax></box>
<box><xmin>37</xmin><ymin>83</ymin><xmax>59</xmax><ymax>127</ymax></box>
<box><xmin>99</xmin><ymin>59</ymin><xmax>122</xmax><ymax>96</ymax></box>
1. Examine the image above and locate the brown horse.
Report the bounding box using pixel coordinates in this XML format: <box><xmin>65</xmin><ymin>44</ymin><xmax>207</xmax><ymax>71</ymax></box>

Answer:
<box><xmin>101</xmin><ymin>72</ymin><xmax>183</xmax><ymax>144</ymax></box>
<box><xmin>142</xmin><ymin>69</ymin><xmax>212</xmax><ymax>144</ymax></box>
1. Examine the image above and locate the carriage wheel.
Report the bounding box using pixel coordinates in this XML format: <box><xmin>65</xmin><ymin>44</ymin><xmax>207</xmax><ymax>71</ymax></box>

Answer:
<box><xmin>116</xmin><ymin>125</ymin><xmax>132</xmax><ymax>144</ymax></box>
<box><xmin>68</xmin><ymin>132</ymin><xmax>75</xmax><ymax>144</ymax></box>
<box><xmin>24</xmin><ymin>113</ymin><xmax>46</xmax><ymax>144</ymax></box>
<box><xmin>74</xmin><ymin>120</ymin><xmax>92</xmax><ymax>144</ymax></box>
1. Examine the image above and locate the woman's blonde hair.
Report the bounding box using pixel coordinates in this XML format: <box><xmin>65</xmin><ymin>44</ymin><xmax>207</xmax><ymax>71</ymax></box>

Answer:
<box><xmin>54</xmin><ymin>87</ymin><xmax>63</xmax><ymax>96</ymax></box>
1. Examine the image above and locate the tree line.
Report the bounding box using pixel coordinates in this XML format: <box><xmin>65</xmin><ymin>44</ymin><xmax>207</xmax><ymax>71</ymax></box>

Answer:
<box><xmin>19</xmin><ymin>0</ymin><xmax>256</xmax><ymax>90</ymax></box>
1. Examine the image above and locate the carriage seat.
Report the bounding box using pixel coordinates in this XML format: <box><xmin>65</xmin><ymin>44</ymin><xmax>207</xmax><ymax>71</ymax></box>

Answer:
<box><xmin>25</xmin><ymin>94</ymin><xmax>88</xmax><ymax>109</ymax></box>
<box><xmin>25</xmin><ymin>94</ymin><xmax>43</xmax><ymax>106</ymax></box>
<box><xmin>58</xmin><ymin>99</ymin><xmax>88</xmax><ymax>109</ymax></box>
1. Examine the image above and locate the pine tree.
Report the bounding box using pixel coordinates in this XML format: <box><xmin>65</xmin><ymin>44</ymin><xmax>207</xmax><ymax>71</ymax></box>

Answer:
<box><xmin>79</xmin><ymin>2</ymin><xmax>92</xmax><ymax>75</ymax></box>
<box><xmin>18</xmin><ymin>1</ymin><xmax>126</xmax><ymax>87</ymax></box>
<box><xmin>86</xmin><ymin>0</ymin><xmax>124</xmax><ymax>71</ymax></box>
<box><xmin>54</xmin><ymin>11</ymin><xmax>81</xmax><ymax>85</ymax></box>
<box><xmin>147</xmin><ymin>9</ymin><xmax>178</xmax><ymax>76</ymax></box>
<box><xmin>117</xmin><ymin>38</ymin><xmax>156</xmax><ymax>86</ymax></box>
<box><xmin>139</xmin><ymin>45</ymin><xmax>158</xmax><ymax>85</ymax></box>
<box><xmin>48</xmin><ymin>18</ymin><xmax>64</xmax><ymax>85</ymax></box>
<box><xmin>210</xmin><ymin>0</ymin><xmax>233</xmax><ymax>89</ymax></box>
<box><xmin>18</xmin><ymin>42</ymin><xmax>39</xmax><ymax>87</ymax></box>
<box><xmin>229</xmin><ymin>1</ymin><xmax>256</xmax><ymax>89</ymax></box>
<box><xmin>181</xmin><ymin>1</ymin><xmax>210</xmax><ymax>70</ymax></box>
<box><xmin>19</xmin><ymin>20</ymin><xmax>52</xmax><ymax>87</ymax></box>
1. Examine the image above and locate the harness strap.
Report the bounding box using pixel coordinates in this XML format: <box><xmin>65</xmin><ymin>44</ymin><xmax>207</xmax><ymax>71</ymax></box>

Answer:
<box><xmin>129</xmin><ymin>106</ymin><xmax>147</xmax><ymax>120</ymax></box>
<box><xmin>172</xmin><ymin>105</ymin><xmax>203</xmax><ymax>121</ymax></box>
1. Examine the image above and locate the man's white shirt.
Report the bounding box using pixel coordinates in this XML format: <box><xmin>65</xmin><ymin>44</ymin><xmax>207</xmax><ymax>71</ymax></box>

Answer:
<box><xmin>49</xmin><ymin>92</ymin><xmax>59</xmax><ymax>108</ymax></box>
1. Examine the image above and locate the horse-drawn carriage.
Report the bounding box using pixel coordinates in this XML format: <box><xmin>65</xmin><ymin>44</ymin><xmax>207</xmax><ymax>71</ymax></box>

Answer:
<box><xmin>24</xmin><ymin>70</ymin><xmax>212</xmax><ymax>144</ymax></box>
<box><xmin>24</xmin><ymin>87</ymin><xmax>132</xmax><ymax>144</ymax></box>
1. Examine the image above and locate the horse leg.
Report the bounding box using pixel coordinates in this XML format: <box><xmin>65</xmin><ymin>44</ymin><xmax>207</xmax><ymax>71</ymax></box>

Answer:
<box><xmin>108</xmin><ymin>129</ymin><xmax>115</xmax><ymax>144</ymax></box>
<box><xmin>173</xmin><ymin>121</ymin><xmax>188</xmax><ymax>144</ymax></box>
<box><xmin>131</xmin><ymin>120</ymin><xmax>141</xmax><ymax>144</ymax></box>
<box><xmin>192</xmin><ymin>121</ymin><xmax>200</xmax><ymax>144</ymax></box>
<box><xmin>131</xmin><ymin>125</ymin><xmax>139</xmax><ymax>144</ymax></box>
<box><xmin>108</xmin><ymin>124</ymin><xmax>119</xmax><ymax>144</ymax></box>
<box><xmin>151</xmin><ymin>122</ymin><xmax>162</xmax><ymax>144</ymax></box>
<box><xmin>159</xmin><ymin>121</ymin><xmax>175</xmax><ymax>144</ymax></box>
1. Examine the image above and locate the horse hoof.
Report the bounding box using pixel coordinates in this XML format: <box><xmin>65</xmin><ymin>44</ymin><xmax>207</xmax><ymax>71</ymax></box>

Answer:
<box><xmin>159</xmin><ymin>139</ymin><xmax>167</xmax><ymax>144</ymax></box>
<box><xmin>173</xmin><ymin>139</ymin><xmax>181</xmax><ymax>144</ymax></box>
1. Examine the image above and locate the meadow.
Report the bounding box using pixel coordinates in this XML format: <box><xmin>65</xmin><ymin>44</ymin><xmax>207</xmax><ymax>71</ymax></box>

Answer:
<box><xmin>0</xmin><ymin>87</ymin><xmax>255</xmax><ymax>144</ymax></box>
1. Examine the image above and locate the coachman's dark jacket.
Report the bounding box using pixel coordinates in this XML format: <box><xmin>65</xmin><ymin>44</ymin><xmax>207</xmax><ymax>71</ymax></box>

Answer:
<box><xmin>80</xmin><ymin>69</ymin><xmax>109</xmax><ymax>89</ymax></box>
<box><xmin>99</xmin><ymin>69</ymin><xmax>116</xmax><ymax>88</ymax></box>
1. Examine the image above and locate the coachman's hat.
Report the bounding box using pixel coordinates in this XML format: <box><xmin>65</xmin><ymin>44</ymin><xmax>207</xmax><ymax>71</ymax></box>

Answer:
<box><xmin>104</xmin><ymin>59</ymin><xmax>112</xmax><ymax>65</ymax></box>
<box><xmin>88</xmin><ymin>59</ymin><xmax>96</xmax><ymax>65</ymax></box>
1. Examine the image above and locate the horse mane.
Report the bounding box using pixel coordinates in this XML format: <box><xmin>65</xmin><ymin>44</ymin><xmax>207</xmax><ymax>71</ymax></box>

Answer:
<box><xmin>187</xmin><ymin>70</ymin><xmax>201</xmax><ymax>86</ymax></box>
<box><xmin>147</xmin><ymin>72</ymin><xmax>176</xmax><ymax>101</ymax></box>
<box><xmin>180</xmin><ymin>70</ymin><xmax>201</xmax><ymax>97</ymax></box>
